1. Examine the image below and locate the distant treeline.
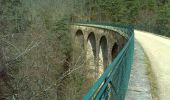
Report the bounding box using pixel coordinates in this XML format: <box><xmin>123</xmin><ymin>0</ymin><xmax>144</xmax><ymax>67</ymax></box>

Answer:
<box><xmin>71</xmin><ymin>0</ymin><xmax>170</xmax><ymax>37</ymax></box>
<box><xmin>1</xmin><ymin>0</ymin><xmax>169</xmax><ymax>36</ymax></box>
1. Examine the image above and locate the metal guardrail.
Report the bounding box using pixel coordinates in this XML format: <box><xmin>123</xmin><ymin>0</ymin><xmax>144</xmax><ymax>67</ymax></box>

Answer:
<box><xmin>78</xmin><ymin>23</ymin><xmax>134</xmax><ymax>100</ymax></box>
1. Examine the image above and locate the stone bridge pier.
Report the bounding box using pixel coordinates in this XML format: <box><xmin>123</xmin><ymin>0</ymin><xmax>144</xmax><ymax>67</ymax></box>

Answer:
<box><xmin>70</xmin><ymin>24</ymin><xmax>127</xmax><ymax>79</ymax></box>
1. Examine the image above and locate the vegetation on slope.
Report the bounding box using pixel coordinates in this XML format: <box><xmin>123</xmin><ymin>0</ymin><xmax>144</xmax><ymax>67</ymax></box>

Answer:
<box><xmin>72</xmin><ymin>0</ymin><xmax>170</xmax><ymax>37</ymax></box>
<box><xmin>0</xmin><ymin>0</ymin><xmax>169</xmax><ymax>99</ymax></box>
<box><xmin>0</xmin><ymin>0</ymin><xmax>86</xmax><ymax>99</ymax></box>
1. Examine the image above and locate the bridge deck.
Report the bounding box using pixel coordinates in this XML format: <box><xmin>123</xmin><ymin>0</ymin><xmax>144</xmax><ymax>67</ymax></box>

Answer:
<box><xmin>126</xmin><ymin>40</ymin><xmax>152</xmax><ymax>100</ymax></box>
<box><xmin>135</xmin><ymin>30</ymin><xmax>170</xmax><ymax>100</ymax></box>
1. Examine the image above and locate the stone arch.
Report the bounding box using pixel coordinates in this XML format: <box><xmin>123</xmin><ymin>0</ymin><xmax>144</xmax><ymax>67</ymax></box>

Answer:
<box><xmin>75</xmin><ymin>30</ymin><xmax>84</xmax><ymax>48</ymax></box>
<box><xmin>86</xmin><ymin>32</ymin><xmax>96</xmax><ymax>78</ymax></box>
<box><xmin>74</xmin><ymin>30</ymin><xmax>84</xmax><ymax>60</ymax></box>
<box><xmin>120</xmin><ymin>35</ymin><xmax>125</xmax><ymax>46</ymax></box>
<box><xmin>118</xmin><ymin>35</ymin><xmax>125</xmax><ymax>49</ymax></box>
<box><xmin>98</xmin><ymin>36</ymin><xmax>108</xmax><ymax>76</ymax></box>
<box><xmin>111</xmin><ymin>43</ymin><xmax>118</xmax><ymax>61</ymax></box>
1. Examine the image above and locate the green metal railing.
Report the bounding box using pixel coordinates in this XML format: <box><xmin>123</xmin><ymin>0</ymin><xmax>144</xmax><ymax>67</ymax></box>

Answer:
<box><xmin>80</xmin><ymin>23</ymin><xmax>134</xmax><ymax>100</ymax></box>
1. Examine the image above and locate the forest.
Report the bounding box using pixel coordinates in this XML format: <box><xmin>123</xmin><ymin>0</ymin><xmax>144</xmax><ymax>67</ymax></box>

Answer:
<box><xmin>0</xmin><ymin>0</ymin><xmax>169</xmax><ymax>99</ymax></box>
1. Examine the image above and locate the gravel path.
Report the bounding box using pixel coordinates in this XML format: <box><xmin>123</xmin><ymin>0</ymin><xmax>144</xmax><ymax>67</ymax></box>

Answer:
<box><xmin>126</xmin><ymin>40</ymin><xmax>152</xmax><ymax>100</ymax></box>
<box><xmin>135</xmin><ymin>30</ymin><xmax>170</xmax><ymax>100</ymax></box>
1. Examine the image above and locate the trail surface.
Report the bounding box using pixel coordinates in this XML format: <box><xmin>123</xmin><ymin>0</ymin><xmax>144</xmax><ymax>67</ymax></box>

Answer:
<box><xmin>135</xmin><ymin>30</ymin><xmax>170</xmax><ymax>100</ymax></box>
<box><xmin>126</xmin><ymin>40</ymin><xmax>152</xmax><ymax>100</ymax></box>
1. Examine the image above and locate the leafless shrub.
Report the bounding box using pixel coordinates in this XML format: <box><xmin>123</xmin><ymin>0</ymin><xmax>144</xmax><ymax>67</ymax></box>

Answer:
<box><xmin>0</xmin><ymin>0</ymin><xmax>95</xmax><ymax>99</ymax></box>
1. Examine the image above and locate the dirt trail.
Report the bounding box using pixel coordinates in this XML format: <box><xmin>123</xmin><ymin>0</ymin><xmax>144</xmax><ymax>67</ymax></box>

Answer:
<box><xmin>135</xmin><ymin>30</ymin><xmax>170</xmax><ymax>100</ymax></box>
<box><xmin>126</xmin><ymin>40</ymin><xmax>152</xmax><ymax>100</ymax></box>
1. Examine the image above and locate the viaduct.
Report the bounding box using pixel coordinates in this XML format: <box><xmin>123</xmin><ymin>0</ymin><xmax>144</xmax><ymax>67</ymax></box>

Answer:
<box><xmin>70</xmin><ymin>24</ymin><xmax>127</xmax><ymax>79</ymax></box>
<box><xmin>69</xmin><ymin>24</ymin><xmax>134</xmax><ymax>99</ymax></box>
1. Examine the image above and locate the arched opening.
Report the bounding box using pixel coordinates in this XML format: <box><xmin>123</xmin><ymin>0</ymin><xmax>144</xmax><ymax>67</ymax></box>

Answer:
<box><xmin>75</xmin><ymin>30</ymin><xmax>84</xmax><ymax>48</ymax></box>
<box><xmin>118</xmin><ymin>35</ymin><xmax>125</xmax><ymax>49</ymax></box>
<box><xmin>99</xmin><ymin>36</ymin><xmax>108</xmax><ymax>76</ymax></box>
<box><xmin>74</xmin><ymin>30</ymin><xmax>84</xmax><ymax>61</ymax></box>
<box><xmin>111</xmin><ymin>43</ymin><xmax>118</xmax><ymax>61</ymax></box>
<box><xmin>87</xmin><ymin>32</ymin><xmax>96</xmax><ymax>78</ymax></box>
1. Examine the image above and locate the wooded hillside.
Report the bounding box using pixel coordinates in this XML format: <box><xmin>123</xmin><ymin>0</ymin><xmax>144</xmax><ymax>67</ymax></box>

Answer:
<box><xmin>72</xmin><ymin>0</ymin><xmax>170</xmax><ymax>37</ymax></box>
<box><xmin>0</xmin><ymin>0</ymin><xmax>169</xmax><ymax>99</ymax></box>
